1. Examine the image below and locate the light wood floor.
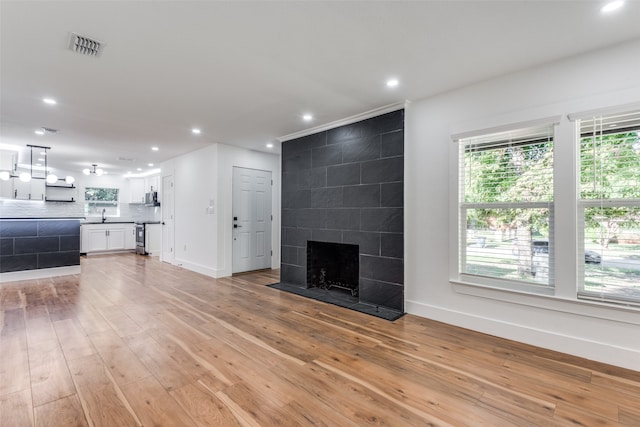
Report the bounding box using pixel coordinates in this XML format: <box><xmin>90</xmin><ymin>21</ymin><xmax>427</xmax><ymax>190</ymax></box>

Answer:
<box><xmin>1</xmin><ymin>254</ymin><xmax>639</xmax><ymax>426</ymax></box>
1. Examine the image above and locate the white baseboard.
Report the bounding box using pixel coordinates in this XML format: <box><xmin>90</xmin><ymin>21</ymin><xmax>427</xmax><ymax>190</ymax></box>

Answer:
<box><xmin>405</xmin><ymin>300</ymin><xmax>640</xmax><ymax>371</ymax></box>
<box><xmin>83</xmin><ymin>250</ymin><xmax>135</xmax><ymax>256</ymax></box>
<box><xmin>174</xmin><ymin>258</ymin><xmax>224</xmax><ymax>279</ymax></box>
<box><xmin>0</xmin><ymin>265</ymin><xmax>81</xmax><ymax>283</ymax></box>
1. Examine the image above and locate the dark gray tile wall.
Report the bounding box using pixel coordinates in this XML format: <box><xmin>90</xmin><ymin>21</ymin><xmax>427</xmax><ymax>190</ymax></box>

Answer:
<box><xmin>281</xmin><ymin>109</ymin><xmax>404</xmax><ymax>311</ymax></box>
<box><xmin>0</xmin><ymin>219</ymin><xmax>80</xmax><ymax>273</ymax></box>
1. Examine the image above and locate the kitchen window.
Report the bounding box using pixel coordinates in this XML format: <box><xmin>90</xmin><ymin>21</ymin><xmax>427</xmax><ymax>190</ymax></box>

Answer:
<box><xmin>576</xmin><ymin>109</ymin><xmax>640</xmax><ymax>305</ymax></box>
<box><xmin>456</xmin><ymin>121</ymin><xmax>556</xmax><ymax>292</ymax></box>
<box><xmin>85</xmin><ymin>187</ymin><xmax>119</xmax><ymax>217</ymax></box>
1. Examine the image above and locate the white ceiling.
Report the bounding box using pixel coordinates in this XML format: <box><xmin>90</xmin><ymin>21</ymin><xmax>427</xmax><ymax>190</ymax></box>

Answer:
<box><xmin>2</xmin><ymin>0</ymin><xmax>640</xmax><ymax>177</ymax></box>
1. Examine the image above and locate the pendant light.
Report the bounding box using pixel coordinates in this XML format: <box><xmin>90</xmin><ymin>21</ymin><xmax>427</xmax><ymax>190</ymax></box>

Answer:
<box><xmin>7</xmin><ymin>144</ymin><xmax>74</xmax><ymax>184</ymax></box>
<box><xmin>83</xmin><ymin>164</ymin><xmax>104</xmax><ymax>176</ymax></box>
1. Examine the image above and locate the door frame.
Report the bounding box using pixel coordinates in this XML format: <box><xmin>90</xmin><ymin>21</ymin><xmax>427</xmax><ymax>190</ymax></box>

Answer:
<box><xmin>161</xmin><ymin>174</ymin><xmax>175</xmax><ymax>264</ymax></box>
<box><xmin>231</xmin><ymin>166</ymin><xmax>273</xmax><ymax>274</ymax></box>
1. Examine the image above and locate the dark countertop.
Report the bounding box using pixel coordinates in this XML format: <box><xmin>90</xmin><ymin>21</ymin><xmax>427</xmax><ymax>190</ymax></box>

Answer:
<box><xmin>1</xmin><ymin>217</ymin><xmax>85</xmax><ymax>220</ymax></box>
<box><xmin>81</xmin><ymin>221</ymin><xmax>135</xmax><ymax>225</ymax></box>
<box><xmin>136</xmin><ymin>221</ymin><xmax>161</xmax><ymax>225</ymax></box>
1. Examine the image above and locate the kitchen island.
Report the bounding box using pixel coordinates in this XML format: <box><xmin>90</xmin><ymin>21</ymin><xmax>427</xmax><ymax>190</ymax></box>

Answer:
<box><xmin>0</xmin><ymin>217</ymin><xmax>82</xmax><ymax>282</ymax></box>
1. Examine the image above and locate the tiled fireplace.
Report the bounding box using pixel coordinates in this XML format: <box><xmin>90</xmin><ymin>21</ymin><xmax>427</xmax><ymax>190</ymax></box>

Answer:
<box><xmin>280</xmin><ymin>109</ymin><xmax>404</xmax><ymax>313</ymax></box>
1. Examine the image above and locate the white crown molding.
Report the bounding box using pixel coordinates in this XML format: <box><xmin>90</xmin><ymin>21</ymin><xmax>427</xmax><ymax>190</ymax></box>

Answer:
<box><xmin>278</xmin><ymin>101</ymin><xmax>409</xmax><ymax>143</ymax></box>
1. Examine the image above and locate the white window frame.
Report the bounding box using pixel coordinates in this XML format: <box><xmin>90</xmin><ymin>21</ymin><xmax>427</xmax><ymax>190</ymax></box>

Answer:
<box><xmin>455</xmin><ymin>118</ymin><xmax>560</xmax><ymax>294</ymax></box>
<box><xmin>84</xmin><ymin>186</ymin><xmax>120</xmax><ymax>218</ymax></box>
<box><xmin>571</xmin><ymin>107</ymin><xmax>640</xmax><ymax>307</ymax></box>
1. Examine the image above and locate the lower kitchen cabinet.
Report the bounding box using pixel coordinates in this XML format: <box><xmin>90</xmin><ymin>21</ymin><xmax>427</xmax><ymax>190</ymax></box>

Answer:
<box><xmin>81</xmin><ymin>223</ymin><xmax>133</xmax><ymax>253</ymax></box>
<box><xmin>125</xmin><ymin>224</ymin><xmax>136</xmax><ymax>250</ymax></box>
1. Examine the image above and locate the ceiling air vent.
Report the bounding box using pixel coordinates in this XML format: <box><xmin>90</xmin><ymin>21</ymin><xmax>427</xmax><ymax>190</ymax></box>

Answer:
<box><xmin>68</xmin><ymin>32</ymin><xmax>104</xmax><ymax>57</ymax></box>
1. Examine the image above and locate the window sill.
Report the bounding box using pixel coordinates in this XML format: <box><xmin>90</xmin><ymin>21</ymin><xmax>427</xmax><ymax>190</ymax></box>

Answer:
<box><xmin>451</xmin><ymin>279</ymin><xmax>640</xmax><ymax>326</ymax></box>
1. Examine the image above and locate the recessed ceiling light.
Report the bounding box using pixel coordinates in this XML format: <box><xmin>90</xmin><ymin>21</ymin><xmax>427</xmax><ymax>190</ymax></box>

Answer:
<box><xmin>148</xmin><ymin>163</ymin><xmax>154</xmax><ymax>167</ymax></box>
<box><xmin>43</xmin><ymin>98</ymin><xmax>57</xmax><ymax>105</ymax></box>
<box><xmin>192</xmin><ymin>128</ymin><xmax>201</xmax><ymax>134</ymax></box>
<box><xmin>151</xmin><ymin>146</ymin><xmax>159</xmax><ymax>151</ymax></box>
<box><xmin>34</xmin><ymin>130</ymin><xmax>45</xmax><ymax>135</ymax></box>
<box><xmin>137</xmin><ymin>167</ymin><xmax>142</xmax><ymax>171</ymax></box>
<box><xmin>302</xmin><ymin>114</ymin><xmax>313</xmax><ymax>122</ymax></box>
<box><xmin>601</xmin><ymin>0</ymin><xmax>624</xmax><ymax>12</ymax></box>
<box><xmin>266</xmin><ymin>143</ymin><xmax>274</xmax><ymax>148</ymax></box>
<box><xmin>386</xmin><ymin>78</ymin><xmax>399</xmax><ymax>88</ymax></box>
<box><xmin>38</xmin><ymin>158</ymin><xmax>44</xmax><ymax>162</ymax></box>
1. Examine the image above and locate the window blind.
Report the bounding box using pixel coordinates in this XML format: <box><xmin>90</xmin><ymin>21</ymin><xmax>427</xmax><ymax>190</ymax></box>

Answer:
<box><xmin>577</xmin><ymin>110</ymin><xmax>640</xmax><ymax>305</ymax></box>
<box><xmin>459</xmin><ymin>124</ymin><xmax>555</xmax><ymax>288</ymax></box>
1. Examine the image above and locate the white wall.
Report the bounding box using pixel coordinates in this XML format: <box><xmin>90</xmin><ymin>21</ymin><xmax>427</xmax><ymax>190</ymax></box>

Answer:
<box><xmin>405</xmin><ymin>39</ymin><xmax>640</xmax><ymax>370</ymax></box>
<box><xmin>162</xmin><ymin>144</ymin><xmax>219</xmax><ymax>276</ymax></box>
<box><xmin>161</xmin><ymin>142</ymin><xmax>280</xmax><ymax>278</ymax></box>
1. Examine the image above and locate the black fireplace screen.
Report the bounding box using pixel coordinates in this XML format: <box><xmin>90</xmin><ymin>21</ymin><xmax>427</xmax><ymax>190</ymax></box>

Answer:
<box><xmin>307</xmin><ymin>241</ymin><xmax>359</xmax><ymax>296</ymax></box>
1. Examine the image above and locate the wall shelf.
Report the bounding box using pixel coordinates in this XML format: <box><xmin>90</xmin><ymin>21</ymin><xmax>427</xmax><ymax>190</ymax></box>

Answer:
<box><xmin>45</xmin><ymin>198</ymin><xmax>76</xmax><ymax>202</ymax></box>
<box><xmin>46</xmin><ymin>184</ymin><xmax>76</xmax><ymax>189</ymax></box>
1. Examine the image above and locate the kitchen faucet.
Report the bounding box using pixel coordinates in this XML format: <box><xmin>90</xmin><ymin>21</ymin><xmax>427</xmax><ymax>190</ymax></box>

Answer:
<box><xmin>101</xmin><ymin>208</ymin><xmax>106</xmax><ymax>223</ymax></box>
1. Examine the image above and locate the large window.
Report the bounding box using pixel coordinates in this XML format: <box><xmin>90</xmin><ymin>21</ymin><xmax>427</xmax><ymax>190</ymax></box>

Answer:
<box><xmin>458</xmin><ymin>123</ymin><xmax>555</xmax><ymax>290</ymax></box>
<box><xmin>85</xmin><ymin>187</ymin><xmax>119</xmax><ymax>217</ymax></box>
<box><xmin>578</xmin><ymin>110</ymin><xmax>640</xmax><ymax>304</ymax></box>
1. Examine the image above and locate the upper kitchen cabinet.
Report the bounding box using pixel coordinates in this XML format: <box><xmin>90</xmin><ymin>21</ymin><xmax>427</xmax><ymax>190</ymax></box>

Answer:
<box><xmin>145</xmin><ymin>175</ymin><xmax>160</xmax><ymax>193</ymax></box>
<box><xmin>0</xmin><ymin>150</ymin><xmax>17</xmax><ymax>198</ymax></box>
<box><xmin>0</xmin><ymin>150</ymin><xmax>17</xmax><ymax>172</ymax></box>
<box><xmin>129</xmin><ymin>178</ymin><xmax>145</xmax><ymax>203</ymax></box>
<box><xmin>0</xmin><ymin>178</ymin><xmax>12</xmax><ymax>198</ymax></box>
<box><xmin>13</xmin><ymin>178</ymin><xmax>45</xmax><ymax>201</ymax></box>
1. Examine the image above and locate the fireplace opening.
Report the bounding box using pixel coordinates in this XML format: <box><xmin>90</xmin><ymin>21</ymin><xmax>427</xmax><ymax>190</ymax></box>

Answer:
<box><xmin>307</xmin><ymin>241</ymin><xmax>359</xmax><ymax>296</ymax></box>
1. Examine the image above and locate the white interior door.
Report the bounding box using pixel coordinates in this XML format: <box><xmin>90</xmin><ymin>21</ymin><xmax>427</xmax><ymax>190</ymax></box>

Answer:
<box><xmin>232</xmin><ymin>167</ymin><xmax>272</xmax><ymax>273</ymax></box>
<box><xmin>161</xmin><ymin>175</ymin><xmax>175</xmax><ymax>263</ymax></box>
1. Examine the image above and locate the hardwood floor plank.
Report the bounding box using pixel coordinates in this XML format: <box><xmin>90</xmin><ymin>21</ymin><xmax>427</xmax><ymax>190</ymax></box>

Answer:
<box><xmin>88</xmin><ymin>329</ymin><xmax>152</xmax><ymax>387</ymax></box>
<box><xmin>53</xmin><ymin>319</ymin><xmax>96</xmax><ymax>361</ymax></box>
<box><xmin>28</xmin><ymin>338</ymin><xmax>76</xmax><ymax>407</ymax></box>
<box><xmin>553</xmin><ymin>402</ymin><xmax>621</xmax><ymax>426</ymax></box>
<box><xmin>119</xmin><ymin>375</ymin><xmax>196</xmax><ymax>427</ymax></box>
<box><xmin>96</xmin><ymin>306</ymin><xmax>144</xmax><ymax>338</ymax></box>
<box><xmin>0</xmin><ymin>307</ymin><xmax>25</xmax><ymax>337</ymax></box>
<box><xmin>73</xmin><ymin>305</ymin><xmax>111</xmax><ymax>336</ymax></box>
<box><xmin>24</xmin><ymin>305</ymin><xmax>56</xmax><ymax>346</ymax></box>
<box><xmin>170</xmin><ymin>382</ymin><xmax>243</xmax><ymax>427</ymax></box>
<box><xmin>0</xmin><ymin>333</ymin><xmax>30</xmax><ymax>397</ymax></box>
<box><xmin>67</xmin><ymin>353</ymin><xmax>141</xmax><ymax>427</ymax></box>
<box><xmin>2</xmin><ymin>254</ymin><xmax>640</xmax><ymax>426</ymax></box>
<box><xmin>619</xmin><ymin>404</ymin><xmax>640</xmax><ymax>426</ymax></box>
<box><xmin>34</xmin><ymin>394</ymin><xmax>87</xmax><ymax>427</ymax></box>
<box><xmin>124</xmin><ymin>332</ymin><xmax>193</xmax><ymax>391</ymax></box>
<box><xmin>0</xmin><ymin>389</ymin><xmax>34</xmax><ymax>427</ymax></box>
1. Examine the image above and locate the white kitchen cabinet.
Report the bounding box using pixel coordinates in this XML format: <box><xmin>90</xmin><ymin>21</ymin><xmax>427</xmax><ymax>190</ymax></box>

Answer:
<box><xmin>13</xmin><ymin>178</ymin><xmax>45</xmax><ymax>200</ymax></box>
<box><xmin>81</xmin><ymin>223</ymin><xmax>132</xmax><ymax>253</ymax></box>
<box><xmin>145</xmin><ymin>224</ymin><xmax>161</xmax><ymax>255</ymax></box>
<box><xmin>145</xmin><ymin>174</ymin><xmax>160</xmax><ymax>193</ymax></box>
<box><xmin>0</xmin><ymin>150</ymin><xmax>16</xmax><ymax>172</ymax></box>
<box><xmin>0</xmin><ymin>179</ymin><xmax>12</xmax><ymax>198</ymax></box>
<box><xmin>125</xmin><ymin>224</ymin><xmax>136</xmax><ymax>250</ymax></box>
<box><xmin>129</xmin><ymin>178</ymin><xmax>145</xmax><ymax>203</ymax></box>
